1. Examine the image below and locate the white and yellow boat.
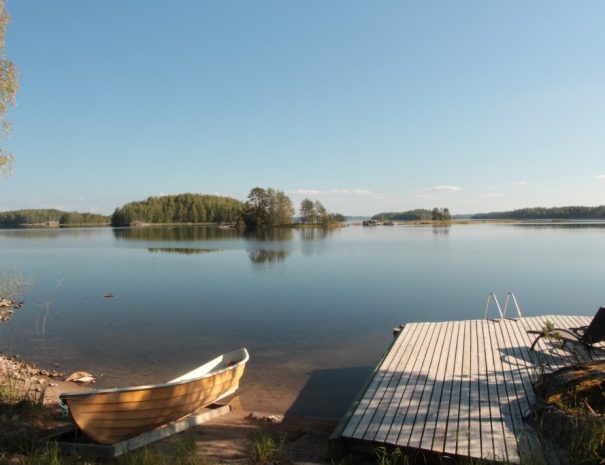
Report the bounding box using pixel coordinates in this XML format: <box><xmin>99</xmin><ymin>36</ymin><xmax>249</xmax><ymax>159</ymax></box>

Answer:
<box><xmin>59</xmin><ymin>348</ymin><xmax>249</xmax><ymax>444</ymax></box>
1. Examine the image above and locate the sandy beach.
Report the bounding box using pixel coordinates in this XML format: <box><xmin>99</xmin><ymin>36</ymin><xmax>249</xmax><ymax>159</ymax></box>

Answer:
<box><xmin>0</xmin><ymin>347</ymin><xmax>376</xmax><ymax>464</ymax></box>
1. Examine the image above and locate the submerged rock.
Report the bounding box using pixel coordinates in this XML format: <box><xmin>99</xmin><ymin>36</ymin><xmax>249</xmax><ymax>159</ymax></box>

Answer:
<box><xmin>0</xmin><ymin>299</ymin><xmax>24</xmax><ymax>322</ymax></box>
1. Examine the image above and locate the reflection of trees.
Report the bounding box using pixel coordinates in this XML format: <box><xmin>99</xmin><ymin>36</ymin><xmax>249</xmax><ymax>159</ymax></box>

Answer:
<box><xmin>248</xmin><ymin>249</ymin><xmax>289</xmax><ymax>264</ymax></box>
<box><xmin>432</xmin><ymin>225</ymin><xmax>451</xmax><ymax>235</ymax></box>
<box><xmin>244</xmin><ymin>228</ymin><xmax>294</xmax><ymax>264</ymax></box>
<box><xmin>147</xmin><ymin>248</ymin><xmax>221</xmax><ymax>255</ymax></box>
<box><xmin>512</xmin><ymin>223</ymin><xmax>605</xmax><ymax>230</ymax></box>
<box><xmin>300</xmin><ymin>227</ymin><xmax>332</xmax><ymax>241</ymax></box>
<box><xmin>113</xmin><ymin>226</ymin><xmax>241</xmax><ymax>242</ymax></box>
<box><xmin>243</xmin><ymin>227</ymin><xmax>293</xmax><ymax>242</ymax></box>
<box><xmin>113</xmin><ymin>225</ymin><xmax>305</xmax><ymax>243</ymax></box>
<box><xmin>0</xmin><ymin>228</ymin><xmax>105</xmax><ymax>239</ymax></box>
<box><xmin>300</xmin><ymin>227</ymin><xmax>333</xmax><ymax>256</ymax></box>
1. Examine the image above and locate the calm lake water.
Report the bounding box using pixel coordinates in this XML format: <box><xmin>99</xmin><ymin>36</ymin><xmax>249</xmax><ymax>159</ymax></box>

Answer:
<box><xmin>1</xmin><ymin>223</ymin><xmax>604</xmax><ymax>416</ymax></box>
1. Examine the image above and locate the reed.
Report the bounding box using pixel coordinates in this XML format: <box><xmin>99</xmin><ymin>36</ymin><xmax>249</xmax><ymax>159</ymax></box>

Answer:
<box><xmin>0</xmin><ymin>270</ymin><xmax>26</xmax><ymax>300</ymax></box>
<box><xmin>249</xmin><ymin>430</ymin><xmax>288</xmax><ymax>464</ymax></box>
<box><xmin>22</xmin><ymin>443</ymin><xmax>63</xmax><ymax>465</ymax></box>
<box><xmin>0</xmin><ymin>369</ymin><xmax>50</xmax><ymax>421</ymax></box>
<box><xmin>374</xmin><ymin>446</ymin><xmax>409</xmax><ymax>465</ymax></box>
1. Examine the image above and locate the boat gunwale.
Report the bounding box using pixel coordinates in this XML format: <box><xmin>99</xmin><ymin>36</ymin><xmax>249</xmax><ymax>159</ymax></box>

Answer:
<box><xmin>59</xmin><ymin>348</ymin><xmax>249</xmax><ymax>400</ymax></box>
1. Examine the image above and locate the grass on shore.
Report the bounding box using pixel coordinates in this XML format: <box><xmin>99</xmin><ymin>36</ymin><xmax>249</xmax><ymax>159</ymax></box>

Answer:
<box><xmin>0</xmin><ymin>431</ymin><xmax>206</xmax><ymax>465</ymax></box>
<box><xmin>249</xmin><ymin>430</ymin><xmax>288</xmax><ymax>465</ymax></box>
<box><xmin>0</xmin><ymin>369</ymin><xmax>49</xmax><ymax>421</ymax></box>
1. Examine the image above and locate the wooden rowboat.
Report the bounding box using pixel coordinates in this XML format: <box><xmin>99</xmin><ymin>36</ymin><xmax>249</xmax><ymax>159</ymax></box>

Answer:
<box><xmin>59</xmin><ymin>348</ymin><xmax>249</xmax><ymax>444</ymax></box>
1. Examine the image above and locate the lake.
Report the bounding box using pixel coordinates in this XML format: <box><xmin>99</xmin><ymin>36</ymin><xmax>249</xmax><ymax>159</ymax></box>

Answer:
<box><xmin>0</xmin><ymin>223</ymin><xmax>604</xmax><ymax>417</ymax></box>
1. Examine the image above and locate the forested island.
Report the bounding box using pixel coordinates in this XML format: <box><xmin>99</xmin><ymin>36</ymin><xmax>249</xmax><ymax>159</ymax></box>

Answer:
<box><xmin>0</xmin><ymin>209</ymin><xmax>110</xmax><ymax>227</ymax></box>
<box><xmin>111</xmin><ymin>194</ymin><xmax>244</xmax><ymax>226</ymax></box>
<box><xmin>471</xmin><ymin>206</ymin><xmax>605</xmax><ymax>220</ymax></box>
<box><xmin>110</xmin><ymin>189</ymin><xmax>344</xmax><ymax>228</ymax></box>
<box><xmin>372</xmin><ymin>208</ymin><xmax>451</xmax><ymax>221</ymax></box>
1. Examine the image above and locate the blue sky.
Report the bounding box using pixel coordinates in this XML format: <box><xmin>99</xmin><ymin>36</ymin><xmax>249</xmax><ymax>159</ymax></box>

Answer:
<box><xmin>1</xmin><ymin>1</ymin><xmax>604</xmax><ymax>215</ymax></box>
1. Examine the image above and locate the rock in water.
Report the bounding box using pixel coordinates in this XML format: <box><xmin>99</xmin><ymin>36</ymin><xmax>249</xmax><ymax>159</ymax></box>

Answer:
<box><xmin>65</xmin><ymin>371</ymin><xmax>96</xmax><ymax>384</ymax></box>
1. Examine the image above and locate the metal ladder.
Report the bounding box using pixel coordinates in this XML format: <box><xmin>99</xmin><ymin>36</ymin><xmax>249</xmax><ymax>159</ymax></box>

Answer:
<box><xmin>483</xmin><ymin>292</ymin><xmax>522</xmax><ymax>321</ymax></box>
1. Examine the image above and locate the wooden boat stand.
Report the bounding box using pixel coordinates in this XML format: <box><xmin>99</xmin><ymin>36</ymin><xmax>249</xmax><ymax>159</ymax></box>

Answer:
<box><xmin>43</xmin><ymin>402</ymin><xmax>231</xmax><ymax>459</ymax></box>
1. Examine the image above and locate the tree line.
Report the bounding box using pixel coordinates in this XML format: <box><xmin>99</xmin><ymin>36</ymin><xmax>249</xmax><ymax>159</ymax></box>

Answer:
<box><xmin>373</xmin><ymin>208</ymin><xmax>451</xmax><ymax>221</ymax></box>
<box><xmin>0</xmin><ymin>209</ymin><xmax>109</xmax><ymax>227</ymax></box>
<box><xmin>299</xmin><ymin>198</ymin><xmax>345</xmax><ymax>225</ymax></box>
<box><xmin>111</xmin><ymin>194</ymin><xmax>244</xmax><ymax>226</ymax></box>
<box><xmin>240</xmin><ymin>189</ymin><xmax>344</xmax><ymax>227</ymax></box>
<box><xmin>241</xmin><ymin>188</ymin><xmax>294</xmax><ymax>228</ymax></box>
<box><xmin>472</xmin><ymin>206</ymin><xmax>605</xmax><ymax>220</ymax></box>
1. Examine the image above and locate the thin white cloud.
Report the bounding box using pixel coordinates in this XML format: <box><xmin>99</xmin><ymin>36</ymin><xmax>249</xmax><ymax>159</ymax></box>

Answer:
<box><xmin>415</xmin><ymin>185</ymin><xmax>462</xmax><ymax>194</ymax></box>
<box><xmin>330</xmin><ymin>188</ymin><xmax>373</xmax><ymax>195</ymax></box>
<box><xmin>512</xmin><ymin>181</ymin><xmax>528</xmax><ymax>186</ymax></box>
<box><xmin>595</xmin><ymin>175</ymin><xmax>605</xmax><ymax>180</ymax></box>
<box><xmin>292</xmin><ymin>188</ymin><xmax>380</xmax><ymax>197</ymax></box>
<box><xmin>426</xmin><ymin>185</ymin><xmax>461</xmax><ymax>192</ymax></box>
<box><xmin>291</xmin><ymin>189</ymin><xmax>324</xmax><ymax>195</ymax></box>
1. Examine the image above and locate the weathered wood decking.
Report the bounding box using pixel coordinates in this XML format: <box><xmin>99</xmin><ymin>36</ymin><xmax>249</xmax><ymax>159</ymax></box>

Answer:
<box><xmin>332</xmin><ymin>315</ymin><xmax>603</xmax><ymax>464</ymax></box>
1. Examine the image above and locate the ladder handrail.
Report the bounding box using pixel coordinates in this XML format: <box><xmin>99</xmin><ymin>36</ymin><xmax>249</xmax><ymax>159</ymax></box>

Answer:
<box><xmin>483</xmin><ymin>292</ymin><xmax>503</xmax><ymax>321</ymax></box>
<box><xmin>483</xmin><ymin>292</ymin><xmax>522</xmax><ymax>321</ymax></box>
<box><xmin>503</xmin><ymin>292</ymin><xmax>522</xmax><ymax>320</ymax></box>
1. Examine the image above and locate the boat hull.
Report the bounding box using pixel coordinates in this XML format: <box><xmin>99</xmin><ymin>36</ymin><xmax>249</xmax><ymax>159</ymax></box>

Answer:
<box><xmin>60</xmin><ymin>348</ymin><xmax>248</xmax><ymax>444</ymax></box>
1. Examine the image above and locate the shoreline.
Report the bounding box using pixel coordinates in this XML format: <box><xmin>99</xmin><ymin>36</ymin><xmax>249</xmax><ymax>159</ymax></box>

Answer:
<box><xmin>3</xmin><ymin>218</ymin><xmax>605</xmax><ymax>231</ymax></box>
<box><xmin>0</xmin><ymin>351</ymin><xmax>350</xmax><ymax>464</ymax></box>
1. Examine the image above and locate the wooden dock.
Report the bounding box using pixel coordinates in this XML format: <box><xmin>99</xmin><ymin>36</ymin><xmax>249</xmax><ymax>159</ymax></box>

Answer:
<box><xmin>331</xmin><ymin>315</ymin><xmax>603</xmax><ymax>464</ymax></box>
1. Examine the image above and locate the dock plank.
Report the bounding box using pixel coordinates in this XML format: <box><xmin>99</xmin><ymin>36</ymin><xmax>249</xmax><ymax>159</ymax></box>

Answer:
<box><xmin>393</xmin><ymin>321</ymin><xmax>446</xmax><ymax>446</ymax></box>
<box><xmin>442</xmin><ymin>320</ymin><xmax>468</xmax><ymax>456</ymax></box>
<box><xmin>372</xmin><ymin>322</ymin><xmax>433</xmax><ymax>443</ymax></box>
<box><xmin>472</xmin><ymin>319</ymin><xmax>494</xmax><ymax>459</ymax></box>
<box><xmin>374</xmin><ymin>322</ymin><xmax>439</xmax><ymax>443</ymax></box>
<box><xmin>343</xmin><ymin>323</ymin><xmax>421</xmax><ymax>438</ymax></box>
<box><xmin>431</xmin><ymin>319</ymin><xmax>462</xmax><ymax>452</ymax></box>
<box><xmin>336</xmin><ymin>315</ymin><xmax>604</xmax><ymax>464</ymax></box>
<box><xmin>466</xmin><ymin>319</ymin><xmax>482</xmax><ymax>459</ymax></box>
<box><xmin>413</xmin><ymin>321</ymin><xmax>454</xmax><ymax>450</ymax></box>
<box><xmin>382</xmin><ymin>322</ymin><xmax>441</xmax><ymax>445</ymax></box>
<box><xmin>365</xmin><ymin>323</ymin><xmax>426</xmax><ymax>442</ymax></box>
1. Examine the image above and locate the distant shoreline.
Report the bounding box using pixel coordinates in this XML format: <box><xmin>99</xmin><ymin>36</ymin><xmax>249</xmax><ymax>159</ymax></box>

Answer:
<box><xmin>3</xmin><ymin>218</ymin><xmax>605</xmax><ymax>230</ymax></box>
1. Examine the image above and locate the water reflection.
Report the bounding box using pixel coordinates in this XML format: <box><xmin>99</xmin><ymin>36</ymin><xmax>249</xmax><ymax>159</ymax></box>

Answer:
<box><xmin>432</xmin><ymin>225</ymin><xmax>451</xmax><ymax>235</ymax></box>
<box><xmin>243</xmin><ymin>228</ymin><xmax>293</xmax><ymax>242</ymax></box>
<box><xmin>248</xmin><ymin>249</ymin><xmax>289</xmax><ymax>264</ymax></box>
<box><xmin>0</xmin><ymin>228</ymin><xmax>106</xmax><ymax>239</ymax></box>
<box><xmin>300</xmin><ymin>228</ymin><xmax>333</xmax><ymax>241</ymax></box>
<box><xmin>512</xmin><ymin>222</ymin><xmax>605</xmax><ymax>230</ymax></box>
<box><xmin>301</xmin><ymin>227</ymin><xmax>334</xmax><ymax>257</ymax></box>
<box><xmin>113</xmin><ymin>225</ymin><xmax>241</xmax><ymax>241</ymax></box>
<box><xmin>147</xmin><ymin>248</ymin><xmax>221</xmax><ymax>255</ymax></box>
